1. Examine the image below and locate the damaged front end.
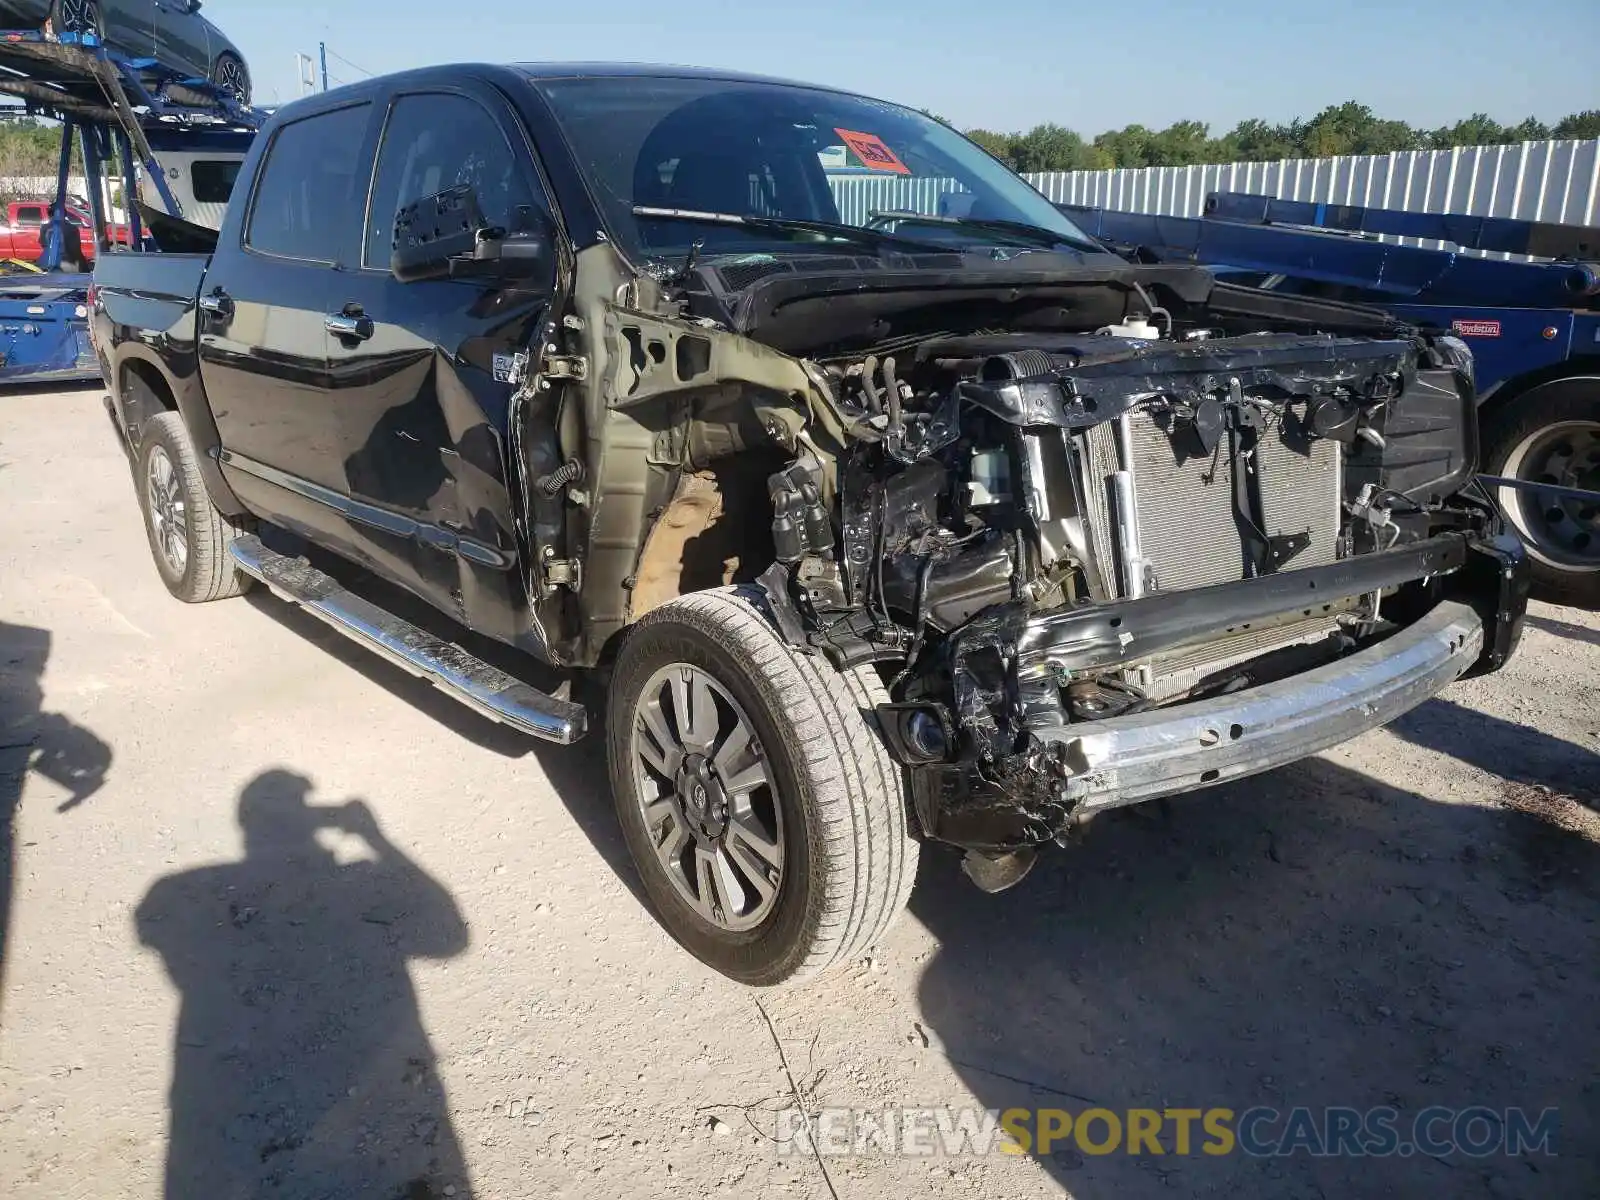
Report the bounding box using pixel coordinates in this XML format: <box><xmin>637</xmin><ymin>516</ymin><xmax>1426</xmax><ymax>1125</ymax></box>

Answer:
<box><xmin>530</xmin><ymin>248</ymin><xmax>1529</xmax><ymax>881</ymax></box>
<box><xmin>795</xmin><ymin>316</ymin><xmax>1527</xmax><ymax>860</ymax></box>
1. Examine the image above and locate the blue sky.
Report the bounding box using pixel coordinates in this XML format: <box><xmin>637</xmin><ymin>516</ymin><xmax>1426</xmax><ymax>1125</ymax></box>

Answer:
<box><xmin>211</xmin><ymin>0</ymin><xmax>1598</xmax><ymax>134</ymax></box>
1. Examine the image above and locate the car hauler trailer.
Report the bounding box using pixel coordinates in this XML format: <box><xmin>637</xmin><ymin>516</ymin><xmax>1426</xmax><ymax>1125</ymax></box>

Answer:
<box><xmin>0</xmin><ymin>23</ymin><xmax>258</xmax><ymax>381</ymax></box>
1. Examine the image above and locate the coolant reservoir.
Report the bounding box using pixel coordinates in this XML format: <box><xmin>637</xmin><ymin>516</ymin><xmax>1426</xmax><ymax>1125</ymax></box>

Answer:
<box><xmin>968</xmin><ymin>449</ymin><xmax>1011</xmax><ymax>506</ymax></box>
<box><xmin>1096</xmin><ymin>315</ymin><xmax>1162</xmax><ymax>339</ymax></box>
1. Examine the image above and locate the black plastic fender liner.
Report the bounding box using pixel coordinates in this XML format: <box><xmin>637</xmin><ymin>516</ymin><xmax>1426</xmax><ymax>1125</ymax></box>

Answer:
<box><xmin>102</xmin><ymin>393</ymin><xmax>134</xmax><ymax>460</ymax></box>
<box><xmin>1452</xmin><ymin>532</ymin><xmax>1532</xmax><ymax>677</ymax></box>
<box><xmin>752</xmin><ymin>561</ymin><xmax>810</xmax><ymax>647</ymax></box>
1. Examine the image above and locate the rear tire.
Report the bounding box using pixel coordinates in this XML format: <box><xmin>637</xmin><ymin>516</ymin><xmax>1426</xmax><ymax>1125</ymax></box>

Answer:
<box><xmin>1483</xmin><ymin>377</ymin><xmax>1600</xmax><ymax>609</ymax></box>
<box><xmin>134</xmin><ymin>412</ymin><xmax>254</xmax><ymax>604</ymax></box>
<box><xmin>608</xmin><ymin>587</ymin><xmax>919</xmax><ymax>986</ymax></box>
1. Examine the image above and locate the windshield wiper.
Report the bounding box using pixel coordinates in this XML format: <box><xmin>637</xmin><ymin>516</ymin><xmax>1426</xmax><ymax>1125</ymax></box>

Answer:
<box><xmin>867</xmin><ymin>210</ymin><xmax>1105</xmax><ymax>254</ymax></box>
<box><xmin>632</xmin><ymin>206</ymin><xmax>951</xmax><ymax>254</ymax></box>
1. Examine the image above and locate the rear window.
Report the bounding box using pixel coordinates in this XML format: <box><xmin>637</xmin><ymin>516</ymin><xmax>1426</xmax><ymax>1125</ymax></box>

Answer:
<box><xmin>14</xmin><ymin>206</ymin><xmax>44</xmax><ymax>226</ymax></box>
<box><xmin>191</xmin><ymin>160</ymin><xmax>244</xmax><ymax>205</ymax></box>
<box><xmin>246</xmin><ymin>103</ymin><xmax>371</xmax><ymax>262</ymax></box>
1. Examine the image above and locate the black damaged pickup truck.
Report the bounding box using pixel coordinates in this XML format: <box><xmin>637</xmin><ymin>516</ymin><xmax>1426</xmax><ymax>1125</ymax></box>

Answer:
<box><xmin>93</xmin><ymin>63</ymin><xmax>1530</xmax><ymax>985</ymax></box>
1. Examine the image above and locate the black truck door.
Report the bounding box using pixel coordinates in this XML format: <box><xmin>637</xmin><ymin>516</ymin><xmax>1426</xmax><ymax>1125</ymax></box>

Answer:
<box><xmin>320</xmin><ymin>86</ymin><xmax>559</xmax><ymax>635</ymax></box>
<box><xmin>201</xmin><ymin>100</ymin><xmax>377</xmax><ymax>558</ymax></box>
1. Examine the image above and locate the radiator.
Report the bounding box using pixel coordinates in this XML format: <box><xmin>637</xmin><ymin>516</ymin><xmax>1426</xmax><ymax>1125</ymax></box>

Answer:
<box><xmin>1078</xmin><ymin>403</ymin><xmax>1345</xmax><ymax>692</ymax></box>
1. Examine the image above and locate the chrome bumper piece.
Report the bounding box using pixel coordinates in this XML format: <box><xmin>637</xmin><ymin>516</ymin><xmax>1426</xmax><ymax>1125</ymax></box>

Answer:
<box><xmin>1043</xmin><ymin>600</ymin><xmax>1484</xmax><ymax>813</ymax></box>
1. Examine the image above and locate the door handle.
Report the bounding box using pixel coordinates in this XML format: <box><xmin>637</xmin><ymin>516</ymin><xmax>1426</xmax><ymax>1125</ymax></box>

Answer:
<box><xmin>326</xmin><ymin>305</ymin><xmax>375</xmax><ymax>342</ymax></box>
<box><xmin>197</xmin><ymin>289</ymin><xmax>233</xmax><ymax>322</ymax></box>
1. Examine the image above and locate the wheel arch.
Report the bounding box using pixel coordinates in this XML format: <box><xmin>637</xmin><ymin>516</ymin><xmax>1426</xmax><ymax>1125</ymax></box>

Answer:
<box><xmin>1477</xmin><ymin>358</ymin><xmax>1600</xmax><ymax>423</ymax></box>
<box><xmin>113</xmin><ymin>342</ymin><xmax>249</xmax><ymax>518</ymax></box>
<box><xmin>627</xmin><ymin>452</ymin><xmax>784</xmax><ymax>628</ymax></box>
<box><xmin>1479</xmin><ymin>369</ymin><xmax>1600</xmax><ymax>606</ymax></box>
<box><xmin>120</xmin><ymin>357</ymin><xmax>176</xmax><ymax>431</ymax></box>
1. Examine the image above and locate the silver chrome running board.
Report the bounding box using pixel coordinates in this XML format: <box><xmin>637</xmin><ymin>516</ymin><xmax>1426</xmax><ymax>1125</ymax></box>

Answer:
<box><xmin>230</xmin><ymin>535</ymin><xmax>587</xmax><ymax>745</ymax></box>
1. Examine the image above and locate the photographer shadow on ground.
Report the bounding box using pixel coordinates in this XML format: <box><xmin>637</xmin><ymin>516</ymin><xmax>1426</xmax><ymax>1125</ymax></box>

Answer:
<box><xmin>1</xmin><ymin>620</ymin><xmax>111</xmax><ymax>1028</ymax></box>
<box><xmin>136</xmin><ymin>769</ymin><xmax>473</xmax><ymax>1199</ymax></box>
<box><xmin>239</xmin><ymin>552</ymin><xmax>645</xmax><ymax>911</ymax></box>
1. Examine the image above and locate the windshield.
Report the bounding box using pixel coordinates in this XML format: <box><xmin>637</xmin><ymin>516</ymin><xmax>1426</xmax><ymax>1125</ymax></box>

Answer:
<box><xmin>529</xmin><ymin>74</ymin><xmax>1097</xmax><ymax>262</ymax></box>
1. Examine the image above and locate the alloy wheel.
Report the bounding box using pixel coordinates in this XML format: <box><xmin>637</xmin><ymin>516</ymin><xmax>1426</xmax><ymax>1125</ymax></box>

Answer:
<box><xmin>215</xmin><ymin>57</ymin><xmax>249</xmax><ymax>104</ymax></box>
<box><xmin>629</xmin><ymin>663</ymin><xmax>784</xmax><ymax>933</ymax></box>
<box><xmin>145</xmin><ymin>443</ymin><xmax>189</xmax><ymax>576</ymax></box>
<box><xmin>57</xmin><ymin>0</ymin><xmax>100</xmax><ymax>35</ymax></box>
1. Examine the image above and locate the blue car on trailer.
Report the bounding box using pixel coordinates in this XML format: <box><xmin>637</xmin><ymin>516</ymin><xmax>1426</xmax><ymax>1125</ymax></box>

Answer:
<box><xmin>0</xmin><ymin>23</ymin><xmax>259</xmax><ymax>383</ymax></box>
<box><xmin>1062</xmin><ymin>191</ymin><xmax>1600</xmax><ymax>607</ymax></box>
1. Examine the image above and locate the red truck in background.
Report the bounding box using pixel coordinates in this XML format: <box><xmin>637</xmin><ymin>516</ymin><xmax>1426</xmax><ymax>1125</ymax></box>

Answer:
<box><xmin>0</xmin><ymin>200</ymin><xmax>132</xmax><ymax>266</ymax></box>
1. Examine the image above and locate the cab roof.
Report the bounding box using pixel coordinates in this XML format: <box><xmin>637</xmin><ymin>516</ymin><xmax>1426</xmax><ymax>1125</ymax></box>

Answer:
<box><xmin>512</xmin><ymin>62</ymin><xmax>857</xmax><ymax>95</ymax></box>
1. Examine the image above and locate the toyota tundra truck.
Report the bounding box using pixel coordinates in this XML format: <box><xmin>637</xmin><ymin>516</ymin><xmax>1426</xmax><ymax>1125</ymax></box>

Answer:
<box><xmin>91</xmin><ymin>63</ymin><xmax>1530</xmax><ymax>985</ymax></box>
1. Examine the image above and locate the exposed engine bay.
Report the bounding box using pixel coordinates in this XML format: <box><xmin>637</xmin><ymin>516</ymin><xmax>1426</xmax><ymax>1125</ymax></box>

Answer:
<box><xmin>533</xmin><ymin>249</ymin><xmax>1525</xmax><ymax>870</ymax></box>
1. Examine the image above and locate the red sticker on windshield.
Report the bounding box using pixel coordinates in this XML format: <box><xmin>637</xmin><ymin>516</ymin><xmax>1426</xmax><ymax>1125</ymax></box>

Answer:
<box><xmin>834</xmin><ymin>128</ymin><xmax>910</xmax><ymax>175</ymax></box>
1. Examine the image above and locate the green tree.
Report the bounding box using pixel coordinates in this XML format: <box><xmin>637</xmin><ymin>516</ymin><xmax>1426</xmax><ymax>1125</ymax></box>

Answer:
<box><xmin>964</xmin><ymin>128</ymin><xmax>1017</xmax><ymax>168</ymax></box>
<box><xmin>1085</xmin><ymin>143</ymin><xmax>1118</xmax><ymax>170</ymax></box>
<box><xmin>1553</xmin><ymin>110</ymin><xmax>1600</xmax><ymax>139</ymax></box>
<box><xmin>1010</xmin><ymin>123</ymin><xmax>1097</xmax><ymax>173</ymax></box>
<box><xmin>1429</xmin><ymin>112</ymin><xmax>1508</xmax><ymax>147</ymax></box>
<box><xmin>1093</xmin><ymin>124</ymin><xmax>1156</xmax><ymax>168</ymax></box>
<box><xmin>1361</xmin><ymin>118</ymin><xmax>1423</xmax><ymax>154</ymax></box>
<box><xmin>0</xmin><ymin>119</ymin><xmax>86</xmax><ymax>209</ymax></box>
<box><xmin>949</xmin><ymin>103</ymin><xmax>1595</xmax><ymax>174</ymax></box>
<box><xmin>1148</xmin><ymin>119</ymin><xmax>1214</xmax><ymax>166</ymax></box>
<box><xmin>1506</xmin><ymin>117</ymin><xmax>1552</xmax><ymax>142</ymax></box>
<box><xmin>1218</xmin><ymin>118</ymin><xmax>1299</xmax><ymax>163</ymax></box>
<box><xmin>1302</xmin><ymin>109</ymin><xmax>1353</xmax><ymax>157</ymax></box>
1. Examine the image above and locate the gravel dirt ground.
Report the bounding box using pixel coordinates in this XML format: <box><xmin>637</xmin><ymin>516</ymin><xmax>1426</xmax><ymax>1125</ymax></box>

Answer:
<box><xmin>2</xmin><ymin>384</ymin><xmax>1597</xmax><ymax>1200</ymax></box>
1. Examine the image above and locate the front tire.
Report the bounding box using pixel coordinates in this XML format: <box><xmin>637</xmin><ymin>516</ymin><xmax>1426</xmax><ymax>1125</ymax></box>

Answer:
<box><xmin>212</xmin><ymin>52</ymin><xmax>251</xmax><ymax>105</ymax></box>
<box><xmin>134</xmin><ymin>412</ymin><xmax>254</xmax><ymax>603</ymax></box>
<box><xmin>608</xmin><ymin>588</ymin><xmax>919</xmax><ymax>986</ymax></box>
<box><xmin>1483</xmin><ymin>377</ymin><xmax>1600</xmax><ymax>608</ymax></box>
<box><xmin>50</xmin><ymin>0</ymin><xmax>103</xmax><ymax>39</ymax></box>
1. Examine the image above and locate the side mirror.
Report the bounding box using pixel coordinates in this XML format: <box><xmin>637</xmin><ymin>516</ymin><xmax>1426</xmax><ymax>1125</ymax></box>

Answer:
<box><xmin>390</xmin><ymin>185</ymin><xmax>554</xmax><ymax>286</ymax></box>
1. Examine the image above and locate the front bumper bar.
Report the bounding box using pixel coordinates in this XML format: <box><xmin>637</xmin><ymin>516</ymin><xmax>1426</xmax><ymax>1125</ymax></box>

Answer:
<box><xmin>1014</xmin><ymin>533</ymin><xmax>1472</xmax><ymax>676</ymax></box>
<box><xmin>1042</xmin><ymin>599</ymin><xmax>1483</xmax><ymax>813</ymax></box>
<box><xmin>895</xmin><ymin>528</ymin><xmax>1525</xmax><ymax>853</ymax></box>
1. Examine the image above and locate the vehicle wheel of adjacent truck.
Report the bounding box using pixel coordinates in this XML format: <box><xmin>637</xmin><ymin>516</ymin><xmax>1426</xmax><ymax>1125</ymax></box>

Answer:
<box><xmin>51</xmin><ymin>0</ymin><xmax>103</xmax><ymax>38</ymax></box>
<box><xmin>1483</xmin><ymin>376</ymin><xmax>1600</xmax><ymax>608</ymax></box>
<box><xmin>608</xmin><ymin>587</ymin><xmax>919</xmax><ymax>986</ymax></box>
<box><xmin>135</xmin><ymin>412</ymin><xmax>255</xmax><ymax>604</ymax></box>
